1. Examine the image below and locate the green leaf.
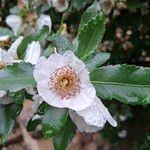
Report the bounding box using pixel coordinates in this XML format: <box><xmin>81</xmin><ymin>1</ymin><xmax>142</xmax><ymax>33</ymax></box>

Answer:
<box><xmin>42</xmin><ymin>107</ymin><xmax>68</xmax><ymax>139</ymax></box>
<box><xmin>27</xmin><ymin>119</ymin><xmax>41</xmax><ymax>132</ymax></box>
<box><xmin>10</xmin><ymin>90</ymin><xmax>25</xmax><ymax>104</ymax></box>
<box><xmin>17</xmin><ymin>26</ymin><xmax>49</xmax><ymax>59</ymax></box>
<box><xmin>75</xmin><ymin>1</ymin><xmax>105</xmax><ymax>60</ymax></box>
<box><xmin>9</xmin><ymin>6</ymin><xmax>20</xmax><ymax>14</ymax></box>
<box><xmin>9</xmin><ymin>6</ymin><xmax>27</xmax><ymax>17</ymax></box>
<box><xmin>47</xmin><ymin>34</ymin><xmax>75</xmax><ymax>54</ymax></box>
<box><xmin>53</xmin><ymin>118</ymin><xmax>76</xmax><ymax>150</ymax></box>
<box><xmin>85</xmin><ymin>52</ymin><xmax>110</xmax><ymax>72</ymax></box>
<box><xmin>44</xmin><ymin>44</ymin><xmax>56</xmax><ymax>57</ymax></box>
<box><xmin>0</xmin><ymin>27</ymin><xmax>13</xmax><ymax>37</ymax></box>
<box><xmin>0</xmin><ymin>105</ymin><xmax>15</xmax><ymax>143</ymax></box>
<box><xmin>90</xmin><ymin>65</ymin><xmax>150</xmax><ymax>105</ymax></box>
<box><xmin>0</xmin><ymin>62</ymin><xmax>36</xmax><ymax>92</ymax></box>
<box><xmin>7</xmin><ymin>103</ymin><xmax>23</xmax><ymax>120</ymax></box>
<box><xmin>78</xmin><ymin>1</ymin><xmax>102</xmax><ymax>31</ymax></box>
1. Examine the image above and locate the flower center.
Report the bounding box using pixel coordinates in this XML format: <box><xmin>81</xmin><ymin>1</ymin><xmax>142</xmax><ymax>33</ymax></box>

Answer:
<box><xmin>61</xmin><ymin>78</ymin><xmax>69</xmax><ymax>87</ymax></box>
<box><xmin>0</xmin><ymin>41</ymin><xmax>9</xmax><ymax>48</ymax></box>
<box><xmin>0</xmin><ymin>62</ymin><xmax>6</xmax><ymax>69</ymax></box>
<box><xmin>48</xmin><ymin>66</ymin><xmax>80</xmax><ymax>99</ymax></box>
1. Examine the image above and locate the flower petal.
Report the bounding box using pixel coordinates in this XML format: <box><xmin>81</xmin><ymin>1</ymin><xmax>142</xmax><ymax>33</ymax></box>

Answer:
<box><xmin>63</xmin><ymin>51</ymin><xmax>87</xmax><ymax>74</ymax></box>
<box><xmin>0</xmin><ymin>48</ymin><xmax>13</xmax><ymax>65</ymax></box>
<box><xmin>24</xmin><ymin>41</ymin><xmax>41</xmax><ymax>64</ymax></box>
<box><xmin>47</xmin><ymin>52</ymin><xmax>67</xmax><ymax>68</ymax></box>
<box><xmin>36</xmin><ymin>14</ymin><xmax>52</xmax><ymax>30</ymax></box>
<box><xmin>0</xmin><ymin>35</ymin><xmax>9</xmax><ymax>41</ymax></box>
<box><xmin>34</xmin><ymin>54</ymin><xmax>68</xmax><ymax>84</ymax></box>
<box><xmin>0</xmin><ymin>90</ymin><xmax>6</xmax><ymax>98</ymax></box>
<box><xmin>7</xmin><ymin>36</ymin><xmax>24</xmax><ymax>59</ymax></box>
<box><xmin>69</xmin><ymin>110</ymin><xmax>102</xmax><ymax>133</ymax></box>
<box><xmin>32</xmin><ymin>94</ymin><xmax>43</xmax><ymax>112</ymax></box>
<box><xmin>32</xmin><ymin>94</ymin><xmax>44</xmax><ymax>104</ymax></box>
<box><xmin>5</xmin><ymin>15</ymin><xmax>22</xmax><ymax>36</ymax></box>
<box><xmin>76</xmin><ymin>97</ymin><xmax>117</xmax><ymax>127</ymax></box>
<box><xmin>52</xmin><ymin>0</ymin><xmax>69</xmax><ymax>12</ymax></box>
<box><xmin>96</xmin><ymin>98</ymin><xmax>117</xmax><ymax>127</ymax></box>
<box><xmin>25</xmin><ymin>87</ymin><xmax>37</xmax><ymax>95</ymax></box>
<box><xmin>33</xmin><ymin>56</ymin><xmax>58</xmax><ymax>83</ymax></box>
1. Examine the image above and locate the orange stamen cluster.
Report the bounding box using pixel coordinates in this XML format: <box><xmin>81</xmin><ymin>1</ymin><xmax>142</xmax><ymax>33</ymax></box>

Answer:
<box><xmin>0</xmin><ymin>62</ymin><xmax>6</xmax><ymax>69</ymax></box>
<box><xmin>48</xmin><ymin>65</ymin><xmax>80</xmax><ymax>99</ymax></box>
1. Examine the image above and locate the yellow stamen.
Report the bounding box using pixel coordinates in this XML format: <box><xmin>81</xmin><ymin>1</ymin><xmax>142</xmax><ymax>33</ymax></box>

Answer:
<box><xmin>48</xmin><ymin>65</ymin><xmax>80</xmax><ymax>99</ymax></box>
<box><xmin>0</xmin><ymin>63</ymin><xmax>6</xmax><ymax>69</ymax></box>
<box><xmin>61</xmin><ymin>79</ymin><xmax>69</xmax><ymax>87</ymax></box>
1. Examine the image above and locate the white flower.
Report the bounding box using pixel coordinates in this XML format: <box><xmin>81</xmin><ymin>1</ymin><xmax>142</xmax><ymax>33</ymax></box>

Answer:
<box><xmin>5</xmin><ymin>15</ymin><xmax>22</xmax><ymax>36</ymax></box>
<box><xmin>7</xmin><ymin>37</ymin><xmax>41</xmax><ymax>65</ymax></box>
<box><xmin>34</xmin><ymin>51</ymin><xmax>96</xmax><ymax>111</ymax></box>
<box><xmin>0</xmin><ymin>35</ymin><xmax>9</xmax><ymax>41</ymax></box>
<box><xmin>0</xmin><ymin>48</ymin><xmax>13</xmax><ymax>98</ymax></box>
<box><xmin>36</xmin><ymin>14</ymin><xmax>52</xmax><ymax>30</ymax></box>
<box><xmin>24</xmin><ymin>41</ymin><xmax>41</xmax><ymax>65</ymax></box>
<box><xmin>52</xmin><ymin>0</ymin><xmax>69</xmax><ymax>12</ymax></box>
<box><xmin>7</xmin><ymin>36</ymin><xmax>24</xmax><ymax>59</ymax></box>
<box><xmin>33</xmin><ymin>51</ymin><xmax>117</xmax><ymax>132</ymax></box>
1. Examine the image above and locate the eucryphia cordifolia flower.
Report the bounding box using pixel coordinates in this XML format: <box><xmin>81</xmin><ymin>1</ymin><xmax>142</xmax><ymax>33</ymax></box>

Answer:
<box><xmin>33</xmin><ymin>51</ymin><xmax>117</xmax><ymax>132</ymax></box>
<box><xmin>34</xmin><ymin>51</ymin><xmax>96</xmax><ymax>111</ymax></box>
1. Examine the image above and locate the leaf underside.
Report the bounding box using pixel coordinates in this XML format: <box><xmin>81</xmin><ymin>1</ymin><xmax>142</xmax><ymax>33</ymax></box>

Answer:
<box><xmin>90</xmin><ymin>64</ymin><xmax>150</xmax><ymax>105</ymax></box>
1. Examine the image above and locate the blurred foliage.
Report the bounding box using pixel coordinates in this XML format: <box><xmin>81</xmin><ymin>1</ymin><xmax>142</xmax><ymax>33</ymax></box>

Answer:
<box><xmin>0</xmin><ymin>0</ymin><xmax>18</xmax><ymax>25</ymax></box>
<box><xmin>103</xmin><ymin>1</ymin><xmax>150</xmax><ymax>66</ymax></box>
